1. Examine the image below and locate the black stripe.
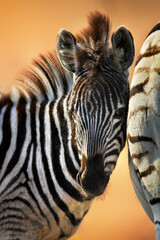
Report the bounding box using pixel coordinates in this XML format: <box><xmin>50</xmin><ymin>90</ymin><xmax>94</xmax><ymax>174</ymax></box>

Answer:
<box><xmin>49</xmin><ymin>102</ymin><xmax>83</xmax><ymax>226</ymax></box>
<box><xmin>112</xmin><ymin>120</ymin><xmax>123</xmax><ymax>134</ymax></box>
<box><xmin>131</xmin><ymin>151</ymin><xmax>149</xmax><ymax>160</ymax></box>
<box><xmin>24</xmin><ymin>181</ymin><xmax>51</xmax><ymax>227</ymax></box>
<box><xmin>150</xmin><ymin>198</ymin><xmax>160</xmax><ymax>205</ymax></box>
<box><xmin>6</xmin><ymin>238</ymin><xmax>21</xmax><ymax>240</ymax></box>
<box><xmin>5</xmin><ymin>227</ymin><xmax>26</xmax><ymax>233</ymax></box>
<box><xmin>32</xmin><ymin>140</ymin><xmax>59</xmax><ymax>225</ymax></box>
<box><xmin>27</xmin><ymin>70</ymin><xmax>48</xmax><ymax>100</ymax></box>
<box><xmin>128</xmin><ymin>106</ymin><xmax>149</xmax><ymax>121</ymax></box>
<box><xmin>136</xmin><ymin>45</ymin><xmax>160</xmax><ymax>66</ymax></box>
<box><xmin>104</xmin><ymin>161</ymin><xmax>116</xmax><ymax>168</ymax></box>
<box><xmin>117</xmin><ymin>135</ymin><xmax>124</xmax><ymax>151</ymax></box>
<box><xmin>140</xmin><ymin>165</ymin><xmax>156</xmax><ymax>178</ymax></box>
<box><xmin>0</xmin><ymin>100</ymin><xmax>13</xmax><ymax>170</ymax></box>
<box><xmin>0</xmin><ymin>143</ymin><xmax>33</xmax><ymax>197</ymax></box>
<box><xmin>22</xmin><ymin>140</ymin><xmax>51</xmax><ymax>227</ymax></box>
<box><xmin>57</xmin><ymin>99</ymin><xmax>79</xmax><ymax>179</ymax></box>
<box><xmin>53</xmin><ymin>100</ymin><xmax>84</xmax><ymax>202</ymax></box>
<box><xmin>0</xmin><ymin>214</ymin><xmax>23</xmax><ymax>220</ymax></box>
<box><xmin>41</xmin><ymin>55</ymin><xmax>69</xmax><ymax>96</ymax></box>
<box><xmin>0</xmin><ymin>207</ymin><xmax>28</xmax><ymax>218</ymax></box>
<box><xmin>0</xmin><ymin>140</ymin><xmax>50</xmax><ymax>226</ymax></box>
<box><xmin>0</xmin><ymin>197</ymin><xmax>37</xmax><ymax>216</ymax></box>
<box><xmin>0</xmin><ymin>168</ymin><xmax>22</xmax><ymax>197</ymax></box>
<box><xmin>128</xmin><ymin>133</ymin><xmax>157</xmax><ymax>148</ymax></box>
<box><xmin>0</xmin><ymin>97</ymin><xmax>27</xmax><ymax>182</ymax></box>
<box><xmin>103</xmin><ymin>81</ymin><xmax>112</xmax><ymax>114</ymax></box>
<box><xmin>35</xmin><ymin>60</ymin><xmax>57</xmax><ymax>99</ymax></box>
<box><xmin>38</xmin><ymin>102</ymin><xmax>60</xmax><ymax>224</ymax></box>
<box><xmin>30</xmin><ymin>102</ymin><xmax>59</xmax><ymax>226</ymax></box>
<box><xmin>23</xmin><ymin>101</ymin><xmax>51</xmax><ymax>226</ymax></box>
<box><xmin>106</xmin><ymin>125</ymin><xmax>123</xmax><ymax>149</ymax></box>
<box><xmin>105</xmin><ymin>141</ymin><xmax>117</xmax><ymax>152</ymax></box>
<box><xmin>104</xmin><ymin>149</ymin><xmax>119</xmax><ymax>159</ymax></box>
<box><xmin>0</xmin><ymin>221</ymin><xmax>23</xmax><ymax>228</ymax></box>
<box><xmin>129</xmin><ymin>78</ymin><xmax>149</xmax><ymax>99</ymax></box>
<box><xmin>155</xmin><ymin>220</ymin><xmax>160</xmax><ymax>225</ymax></box>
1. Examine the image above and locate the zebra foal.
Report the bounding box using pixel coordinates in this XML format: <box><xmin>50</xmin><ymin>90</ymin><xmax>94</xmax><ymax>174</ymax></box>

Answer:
<box><xmin>0</xmin><ymin>11</ymin><xmax>134</xmax><ymax>240</ymax></box>
<box><xmin>127</xmin><ymin>22</ymin><xmax>160</xmax><ymax>239</ymax></box>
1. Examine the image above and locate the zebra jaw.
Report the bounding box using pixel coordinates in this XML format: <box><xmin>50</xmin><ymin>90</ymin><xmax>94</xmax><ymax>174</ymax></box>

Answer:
<box><xmin>76</xmin><ymin>154</ymin><xmax>110</xmax><ymax>197</ymax></box>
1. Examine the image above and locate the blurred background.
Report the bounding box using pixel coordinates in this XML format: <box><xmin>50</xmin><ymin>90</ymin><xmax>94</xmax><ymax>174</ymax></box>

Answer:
<box><xmin>0</xmin><ymin>0</ymin><xmax>160</xmax><ymax>239</ymax></box>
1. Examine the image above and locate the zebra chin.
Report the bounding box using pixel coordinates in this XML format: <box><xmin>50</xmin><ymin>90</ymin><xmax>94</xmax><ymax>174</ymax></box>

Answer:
<box><xmin>81</xmin><ymin>174</ymin><xmax>110</xmax><ymax>197</ymax></box>
<box><xmin>77</xmin><ymin>154</ymin><xmax>110</xmax><ymax>197</ymax></box>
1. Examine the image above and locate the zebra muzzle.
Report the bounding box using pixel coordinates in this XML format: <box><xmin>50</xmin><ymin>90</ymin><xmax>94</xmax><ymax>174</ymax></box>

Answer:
<box><xmin>77</xmin><ymin>154</ymin><xmax>110</xmax><ymax>197</ymax></box>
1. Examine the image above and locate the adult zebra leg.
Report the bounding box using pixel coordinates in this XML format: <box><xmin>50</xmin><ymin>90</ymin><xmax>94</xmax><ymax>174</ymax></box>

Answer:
<box><xmin>155</xmin><ymin>223</ymin><xmax>160</xmax><ymax>240</ymax></box>
<box><xmin>142</xmin><ymin>186</ymin><xmax>160</xmax><ymax>240</ymax></box>
<box><xmin>152</xmin><ymin>206</ymin><xmax>160</xmax><ymax>240</ymax></box>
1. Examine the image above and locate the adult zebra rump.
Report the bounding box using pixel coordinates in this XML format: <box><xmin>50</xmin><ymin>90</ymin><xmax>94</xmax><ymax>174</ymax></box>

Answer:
<box><xmin>127</xmin><ymin>23</ymin><xmax>160</xmax><ymax>239</ymax></box>
<box><xmin>0</xmin><ymin>11</ymin><xmax>134</xmax><ymax>240</ymax></box>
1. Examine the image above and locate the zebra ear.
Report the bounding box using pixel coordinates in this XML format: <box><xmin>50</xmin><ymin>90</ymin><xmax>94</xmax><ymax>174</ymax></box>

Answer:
<box><xmin>57</xmin><ymin>29</ymin><xmax>80</xmax><ymax>73</ymax></box>
<box><xmin>111</xmin><ymin>26</ymin><xmax>135</xmax><ymax>70</ymax></box>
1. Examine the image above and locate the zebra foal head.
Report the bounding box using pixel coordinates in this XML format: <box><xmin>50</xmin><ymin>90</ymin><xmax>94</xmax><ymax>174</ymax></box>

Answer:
<box><xmin>57</xmin><ymin>12</ymin><xmax>135</xmax><ymax>197</ymax></box>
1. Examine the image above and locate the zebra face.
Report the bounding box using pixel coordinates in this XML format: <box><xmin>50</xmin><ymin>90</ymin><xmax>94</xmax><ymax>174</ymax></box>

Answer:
<box><xmin>70</xmin><ymin>79</ymin><xmax>128</xmax><ymax>196</ymax></box>
<box><xmin>57</xmin><ymin>19</ymin><xmax>134</xmax><ymax>197</ymax></box>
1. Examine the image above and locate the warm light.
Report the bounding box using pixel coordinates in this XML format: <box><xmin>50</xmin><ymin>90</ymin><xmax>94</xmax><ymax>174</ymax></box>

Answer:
<box><xmin>0</xmin><ymin>0</ymin><xmax>159</xmax><ymax>239</ymax></box>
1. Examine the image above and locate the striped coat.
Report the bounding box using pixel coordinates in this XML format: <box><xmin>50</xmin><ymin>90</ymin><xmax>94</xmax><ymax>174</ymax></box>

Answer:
<box><xmin>127</xmin><ymin>22</ymin><xmax>160</xmax><ymax>239</ymax></box>
<box><xmin>0</xmin><ymin>11</ymin><xmax>134</xmax><ymax>240</ymax></box>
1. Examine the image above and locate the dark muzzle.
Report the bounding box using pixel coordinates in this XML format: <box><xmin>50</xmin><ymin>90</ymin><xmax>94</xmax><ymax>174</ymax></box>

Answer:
<box><xmin>78</xmin><ymin>154</ymin><xmax>110</xmax><ymax>197</ymax></box>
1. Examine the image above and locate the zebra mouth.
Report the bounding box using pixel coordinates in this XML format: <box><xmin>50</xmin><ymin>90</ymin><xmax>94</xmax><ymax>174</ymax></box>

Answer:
<box><xmin>76</xmin><ymin>161</ymin><xmax>110</xmax><ymax>197</ymax></box>
<box><xmin>77</xmin><ymin>171</ymin><xmax>110</xmax><ymax>197</ymax></box>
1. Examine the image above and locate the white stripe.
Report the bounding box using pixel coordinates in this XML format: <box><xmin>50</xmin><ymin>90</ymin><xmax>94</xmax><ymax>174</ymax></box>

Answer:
<box><xmin>33</xmin><ymin>66</ymin><xmax>54</xmax><ymax>101</ymax></box>
<box><xmin>10</xmin><ymin>86</ymin><xmax>20</xmax><ymax>102</ymax></box>
<box><xmin>27</xmin><ymin>143</ymin><xmax>47</xmax><ymax>216</ymax></box>
<box><xmin>0</xmin><ymin>105</ymin><xmax>7</xmax><ymax>145</ymax></box>
<box><xmin>44</xmin><ymin>101</ymin><xmax>81</xmax><ymax>211</ymax></box>
<box><xmin>0</xmin><ymin>102</ymin><xmax>18</xmax><ymax>182</ymax></box>
<box><xmin>27</xmin><ymin>142</ymin><xmax>59</xmax><ymax>220</ymax></box>
<box><xmin>43</xmin><ymin>102</ymin><xmax>64</xmax><ymax>206</ymax></box>
<box><xmin>35</xmin><ymin>102</ymin><xmax>62</xmax><ymax>213</ymax></box>
<box><xmin>35</xmin><ymin>103</ymin><xmax>50</xmax><ymax>196</ymax></box>
<box><xmin>63</xmin><ymin>97</ymin><xmax>80</xmax><ymax>170</ymax></box>
<box><xmin>0</xmin><ymin>100</ymin><xmax>31</xmax><ymax>192</ymax></box>
<box><xmin>53</xmin><ymin>100</ymin><xmax>80</xmax><ymax>192</ymax></box>
<box><xmin>27</xmin><ymin>143</ymin><xmax>34</xmax><ymax>182</ymax></box>
<box><xmin>9</xmin><ymin>101</ymin><xmax>31</xmax><ymax>179</ymax></box>
<box><xmin>16</xmin><ymin>84</ymin><xmax>30</xmax><ymax>99</ymax></box>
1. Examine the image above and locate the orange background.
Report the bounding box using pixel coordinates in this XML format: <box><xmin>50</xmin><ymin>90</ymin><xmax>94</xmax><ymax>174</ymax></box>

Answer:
<box><xmin>0</xmin><ymin>0</ymin><xmax>160</xmax><ymax>239</ymax></box>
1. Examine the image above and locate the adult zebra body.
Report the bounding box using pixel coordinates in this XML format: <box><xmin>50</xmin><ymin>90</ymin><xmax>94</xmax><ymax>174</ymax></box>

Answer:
<box><xmin>0</xmin><ymin>12</ymin><xmax>134</xmax><ymax>240</ymax></box>
<box><xmin>127</xmin><ymin>23</ymin><xmax>160</xmax><ymax>239</ymax></box>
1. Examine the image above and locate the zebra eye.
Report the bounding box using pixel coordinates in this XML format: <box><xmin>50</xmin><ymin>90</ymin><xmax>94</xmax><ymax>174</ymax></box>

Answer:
<box><xmin>114</xmin><ymin>107</ymin><xmax>126</xmax><ymax>119</ymax></box>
